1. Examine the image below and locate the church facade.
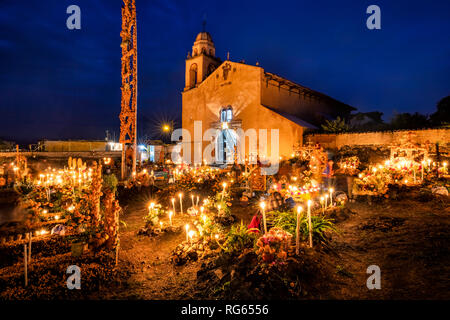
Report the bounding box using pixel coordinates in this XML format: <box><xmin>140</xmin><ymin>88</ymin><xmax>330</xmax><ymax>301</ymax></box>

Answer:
<box><xmin>181</xmin><ymin>31</ymin><xmax>354</xmax><ymax>165</ymax></box>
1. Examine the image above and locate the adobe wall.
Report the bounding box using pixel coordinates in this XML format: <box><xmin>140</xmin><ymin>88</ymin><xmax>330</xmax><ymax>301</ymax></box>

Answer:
<box><xmin>43</xmin><ymin>140</ymin><xmax>107</xmax><ymax>152</ymax></box>
<box><xmin>306</xmin><ymin>129</ymin><xmax>450</xmax><ymax>150</ymax></box>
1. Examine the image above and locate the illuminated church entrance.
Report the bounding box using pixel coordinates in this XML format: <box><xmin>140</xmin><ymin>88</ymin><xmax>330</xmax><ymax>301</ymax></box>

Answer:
<box><xmin>216</xmin><ymin>107</ymin><xmax>237</xmax><ymax>164</ymax></box>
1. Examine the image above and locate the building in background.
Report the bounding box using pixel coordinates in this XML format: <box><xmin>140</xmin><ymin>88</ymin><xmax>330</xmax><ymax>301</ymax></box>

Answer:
<box><xmin>182</xmin><ymin>31</ymin><xmax>355</xmax><ymax>165</ymax></box>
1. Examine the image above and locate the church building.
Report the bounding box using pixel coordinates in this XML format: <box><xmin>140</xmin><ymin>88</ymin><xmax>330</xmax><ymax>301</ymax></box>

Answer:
<box><xmin>181</xmin><ymin>31</ymin><xmax>354</xmax><ymax>165</ymax></box>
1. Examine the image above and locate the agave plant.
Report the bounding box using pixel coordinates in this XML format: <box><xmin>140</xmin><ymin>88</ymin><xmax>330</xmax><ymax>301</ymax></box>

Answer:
<box><xmin>266</xmin><ymin>209</ymin><xmax>336</xmax><ymax>243</ymax></box>
<box><xmin>223</xmin><ymin>220</ymin><xmax>258</xmax><ymax>253</ymax></box>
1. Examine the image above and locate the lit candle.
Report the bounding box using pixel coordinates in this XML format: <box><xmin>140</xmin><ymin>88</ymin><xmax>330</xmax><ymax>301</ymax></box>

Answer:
<box><xmin>191</xmin><ymin>194</ymin><xmax>195</xmax><ymax>207</ymax></box>
<box><xmin>169</xmin><ymin>211</ymin><xmax>173</xmax><ymax>226</ymax></box>
<box><xmin>307</xmin><ymin>200</ymin><xmax>312</xmax><ymax>248</ymax></box>
<box><xmin>320</xmin><ymin>197</ymin><xmax>324</xmax><ymax>214</ymax></box>
<box><xmin>188</xmin><ymin>230</ymin><xmax>195</xmax><ymax>244</ymax></box>
<box><xmin>178</xmin><ymin>193</ymin><xmax>183</xmax><ymax>214</ymax></box>
<box><xmin>260</xmin><ymin>201</ymin><xmax>267</xmax><ymax>234</ymax></box>
<box><xmin>171</xmin><ymin>198</ymin><xmax>176</xmax><ymax>215</ymax></box>
<box><xmin>329</xmin><ymin>188</ymin><xmax>334</xmax><ymax>206</ymax></box>
<box><xmin>185</xmin><ymin>224</ymin><xmax>189</xmax><ymax>242</ymax></box>
<box><xmin>421</xmin><ymin>161</ymin><xmax>424</xmax><ymax>180</ymax></box>
<box><xmin>149</xmin><ymin>202</ymin><xmax>155</xmax><ymax>214</ymax></box>
<box><xmin>296</xmin><ymin>206</ymin><xmax>303</xmax><ymax>255</ymax></box>
<box><xmin>221</xmin><ymin>182</ymin><xmax>227</xmax><ymax>200</ymax></box>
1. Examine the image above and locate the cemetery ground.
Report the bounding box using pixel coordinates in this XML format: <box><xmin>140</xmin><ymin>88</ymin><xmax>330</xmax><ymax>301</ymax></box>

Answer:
<box><xmin>104</xmin><ymin>188</ymin><xmax>449</xmax><ymax>300</ymax></box>
<box><xmin>1</xmin><ymin>184</ymin><xmax>449</xmax><ymax>300</ymax></box>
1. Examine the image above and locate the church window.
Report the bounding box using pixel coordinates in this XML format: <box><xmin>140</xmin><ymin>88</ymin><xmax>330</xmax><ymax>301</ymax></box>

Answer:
<box><xmin>220</xmin><ymin>106</ymin><xmax>233</xmax><ymax>122</ymax></box>
<box><xmin>207</xmin><ymin>64</ymin><xmax>215</xmax><ymax>76</ymax></box>
<box><xmin>189</xmin><ymin>63</ymin><xmax>198</xmax><ymax>87</ymax></box>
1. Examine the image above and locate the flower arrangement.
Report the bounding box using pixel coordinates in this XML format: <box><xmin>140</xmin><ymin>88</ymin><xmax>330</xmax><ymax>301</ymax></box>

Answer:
<box><xmin>255</xmin><ymin>227</ymin><xmax>292</xmax><ymax>265</ymax></box>
<box><xmin>352</xmin><ymin>171</ymin><xmax>388</xmax><ymax>196</ymax></box>
<box><xmin>336</xmin><ymin>156</ymin><xmax>360</xmax><ymax>176</ymax></box>
<box><xmin>144</xmin><ymin>203</ymin><xmax>166</xmax><ymax>227</ymax></box>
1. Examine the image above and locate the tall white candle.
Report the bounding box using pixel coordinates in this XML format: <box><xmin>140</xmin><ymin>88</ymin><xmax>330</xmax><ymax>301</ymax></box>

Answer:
<box><xmin>169</xmin><ymin>211</ymin><xmax>173</xmax><ymax>226</ymax></box>
<box><xmin>260</xmin><ymin>201</ymin><xmax>267</xmax><ymax>234</ymax></box>
<box><xmin>179</xmin><ymin>193</ymin><xmax>183</xmax><ymax>214</ymax></box>
<box><xmin>320</xmin><ymin>197</ymin><xmax>324</xmax><ymax>214</ymax></box>
<box><xmin>24</xmin><ymin>244</ymin><xmax>28</xmax><ymax>287</ymax></box>
<box><xmin>221</xmin><ymin>182</ymin><xmax>227</xmax><ymax>201</ymax></box>
<box><xmin>307</xmin><ymin>200</ymin><xmax>313</xmax><ymax>248</ymax></box>
<box><xmin>296</xmin><ymin>206</ymin><xmax>303</xmax><ymax>255</ymax></box>
<box><xmin>421</xmin><ymin>161</ymin><xmax>424</xmax><ymax>180</ymax></box>
<box><xmin>171</xmin><ymin>198</ymin><xmax>176</xmax><ymax>215</ymax></box>
<box><xmin>329</xmin><ymin>188</ymin><xmax>334</xmax><ymax>206</ymax></box>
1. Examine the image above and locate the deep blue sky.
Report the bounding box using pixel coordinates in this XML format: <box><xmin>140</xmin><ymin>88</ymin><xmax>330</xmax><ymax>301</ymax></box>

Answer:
<box><xmin>0</xmin><ymin>0</ymin><xmax>449</xmax><ymax>143</ymax></box>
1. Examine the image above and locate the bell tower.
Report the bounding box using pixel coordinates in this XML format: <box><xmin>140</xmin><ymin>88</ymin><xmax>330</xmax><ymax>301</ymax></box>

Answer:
<box><xmin>185</xmin><ymin>29</ymin><xmax>221</xmax><ymax>90</ymax></box>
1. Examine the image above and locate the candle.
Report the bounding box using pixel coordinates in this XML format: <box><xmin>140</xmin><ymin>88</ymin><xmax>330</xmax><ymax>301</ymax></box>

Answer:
<box><xmin>329</xmin><ymin>188</ymin><xmax>334</xmax><ymax>206</ymax></box>
<box><xmin>296</xmin><ymin>206</ymin><xmax>303</xmax><ymax>255</ymax></box>
<box><xmin>221</xmin><ymin>182</ymin><xmax>227</xmax><ymax>200</ymax></box>
<box><xmin>260</xmin><ymin>201</ymin><xmax>267</xmax><ymax>234</ymax></box>
<box><xmin>169</xmin><ymin>211</ymin><xmax>173</xmax><ymax>226</ymax></box>
<box><xmin>171</xmin><ymin>198</ymin><xmax>176</xmax><ymax>215</ymax></box>
<box><xmin>179</xmin><ymin>193</ymin><xmax>183</xmax><ymax>214</ymax></box>
<box><xmin>196</xmin><ymin>196</ymin><xmax>199</xmax><ymax>207</ymax></box>
<box><xmin>191</xmin><ymin>194</ymin><xmax>195</xmax><ymax>207</ymax></box>
<box><xmin>149</xmin><ymin>202</ymin><xmax>155</xmax><ymax>214</ymax></box>
<box><xmin>320</xmin><ymin>197</ymin><xmax>324</xmax><ymax>214</ymax></box>
<box><xmin>307</xmin><ymin>200</ymin><xmax>312</xmax><ymax>248</ymax></box>
<box><xmin>421</xmin><ymin>161</ymin><xmax>424</xmax><ymax>180</ymax></box>
<box><xmin>188</xmin><ymin>230</ymin><xmax>195</xmax><ymax>243</ymax></box>
<box><xmin>185</xmin><ymin>224</ymin><xmax>189</xmax><ymax>242</ymax></box>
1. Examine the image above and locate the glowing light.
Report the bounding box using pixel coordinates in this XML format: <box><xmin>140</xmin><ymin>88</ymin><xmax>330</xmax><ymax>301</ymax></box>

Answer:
<box><xmin>260</xmin><ymin>201</ymin><xmax>266</xmax><ymax>210</ymax></box>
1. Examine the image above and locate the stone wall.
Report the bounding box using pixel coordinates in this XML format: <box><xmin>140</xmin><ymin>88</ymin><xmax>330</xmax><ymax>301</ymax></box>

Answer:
<box><xmin>0</xmin><ymin>151</ymin><xmax>121</xmax><ymax>159</ymax></box>
<box><xmin>42</xmin><ymin>140</ymin><xmax>107</xmax><ymax>152</ymax></box>
<box><xmin>306</xmin><ymin>129</ymin><xmax>450</xmax><ymax>150</ymax></box>
<box><xmin>0</xmin><ymin>151</ymin><xmax>122</xmax><ymax>176</ymax></box>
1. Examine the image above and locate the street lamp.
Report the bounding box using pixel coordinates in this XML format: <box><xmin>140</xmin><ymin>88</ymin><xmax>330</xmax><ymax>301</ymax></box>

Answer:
<box><xmin>162</xmin><ymin>124</ymin><xmax>171</xmax><ymax>132</ymax></box>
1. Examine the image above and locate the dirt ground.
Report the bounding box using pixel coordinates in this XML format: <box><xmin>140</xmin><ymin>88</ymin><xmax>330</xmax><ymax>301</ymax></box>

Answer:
<box><xmin>100</xmin><ymin>190</ymin><xmax>450</xmax><ymax>300</ymax></box>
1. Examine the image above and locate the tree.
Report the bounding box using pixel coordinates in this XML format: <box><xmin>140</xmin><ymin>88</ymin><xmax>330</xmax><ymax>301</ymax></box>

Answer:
<box><xmin>430</xmin><ymin>96</ymin><xmax>450</xmax><ymax>127</ymax></box>
<box><xmin>0</xmin><ymin>139</ymin><xmax>14</xmax><ymax>151</ymax></box>
<box><xmin>321</xmin><ymin>116</ymin><xmax>350</xmax><ymax>133</ymax></box>
<box><xmin>389</xmin><ymin>112</ymin><xmax>430</xmax><ymax>130</ymax></box>
<box><xmin>349</xmin><ymin>111</ymin><xmax>387</xmax><ymax>132</ymax></box>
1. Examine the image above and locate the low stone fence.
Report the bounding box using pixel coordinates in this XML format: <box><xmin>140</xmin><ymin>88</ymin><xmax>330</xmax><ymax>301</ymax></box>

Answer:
<box><xmin>306</xmin><ymin>128</ymin><xmax>450</xmax><ymax>150</ymax></box>
<box><xmin>0</xmin><ymin>151</ymin><xmax>121</xmax><ymax>159</ymax></box>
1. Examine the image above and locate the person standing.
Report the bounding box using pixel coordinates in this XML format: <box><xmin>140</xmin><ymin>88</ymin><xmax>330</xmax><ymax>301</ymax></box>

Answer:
<box><xmin>323</xmin><ymin>159</ymin><xmax>334</xmax><ymax>190</ymax></box>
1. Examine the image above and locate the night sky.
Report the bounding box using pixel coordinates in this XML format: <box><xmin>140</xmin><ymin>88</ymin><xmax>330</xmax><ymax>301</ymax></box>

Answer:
<box><xmin>0</xmin><ymin>0</ymin><xmax>449</xmax><ymax>144</ymax></box>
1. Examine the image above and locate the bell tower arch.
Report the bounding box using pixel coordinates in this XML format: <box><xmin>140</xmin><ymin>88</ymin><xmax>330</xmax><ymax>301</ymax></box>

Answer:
<box><xmin>184</xmin><ymin>30</ymin><xmax>221</xmax><ymax>90</ymax></box>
